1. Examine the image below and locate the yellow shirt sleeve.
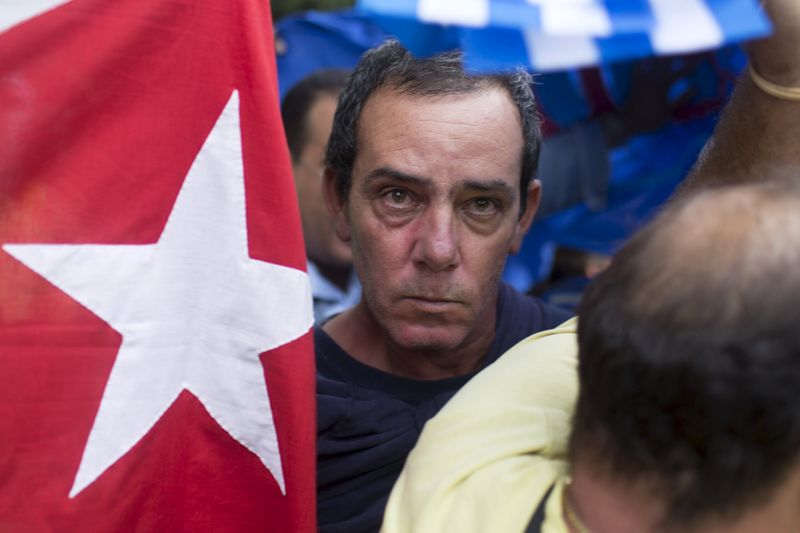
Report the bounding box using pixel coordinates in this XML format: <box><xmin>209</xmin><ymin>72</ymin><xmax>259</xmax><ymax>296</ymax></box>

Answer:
<box><xmin>382</xmin><ymin>318</ymin><xmax>579</xmax><ymax>533</ymax></box>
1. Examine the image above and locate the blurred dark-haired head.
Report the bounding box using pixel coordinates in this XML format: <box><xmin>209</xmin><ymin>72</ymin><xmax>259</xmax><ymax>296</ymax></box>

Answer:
<box><xmin>281</xmin><ymin>69</ymin><xmax>353</xmax><ymax>275</ymax></box>
<box><xmin>571</xmin><ymin>178</ymin><xmax>800</xmax><ymax>530</ymax></box>
<box><xmin>281</xmin><ymin>69</ymin><xmax>350</xmax><ymax>162</ymax></box>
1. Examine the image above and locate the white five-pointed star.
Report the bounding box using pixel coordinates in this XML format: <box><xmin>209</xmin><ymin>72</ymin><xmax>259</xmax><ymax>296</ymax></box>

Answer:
<box><xmin>3</xmin><ymin>91</ymin><xmax>313</xmax><ymax>497</ymax></box>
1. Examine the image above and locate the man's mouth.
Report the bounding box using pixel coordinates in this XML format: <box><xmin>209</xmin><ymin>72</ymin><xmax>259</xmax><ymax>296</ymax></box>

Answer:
<box><xmin>403</xmin><ymin>296</ymin><xmax>461</xmax><ymax>311</ymax></box>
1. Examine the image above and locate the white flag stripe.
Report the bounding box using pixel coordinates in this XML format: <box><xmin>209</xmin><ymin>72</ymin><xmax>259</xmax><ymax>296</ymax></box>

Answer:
<box><xmin>648</xmin><ymin>0</ymin><xmax>723</xmax><ymax>53</ymax></box>
<box><xmin>418</xmin><ymin>0</ymin><xmax>489</xmax><ymax>27</ymax></box>
<box><xmin>541</xmin><ymin>2</ymin><xmax>612</xmax><ymax>37</ymax></box>
<box><xmin>524</xmin><ymin>28</ymin><xmax>600</xmax><ymax>71</ymax></box>
<box><xmin>0</xmin><ymin>0</ymin><xmax>70</xmax><ymax>35</ymax></box>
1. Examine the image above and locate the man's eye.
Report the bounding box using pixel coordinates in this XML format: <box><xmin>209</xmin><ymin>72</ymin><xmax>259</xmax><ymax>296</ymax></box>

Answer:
<box><xmin>466</xmin><ymin>197</ymin><xmax>500</xmax><ymax>216</ymax></box>
<box><xmin>383</xmin><ymin>188</ymin><xmax>413</xmax><ymax>207</ymax></box>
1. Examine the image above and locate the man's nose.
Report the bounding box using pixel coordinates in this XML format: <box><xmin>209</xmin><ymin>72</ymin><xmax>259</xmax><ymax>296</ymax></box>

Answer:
<box><xmin>411</xmin><ymin>207</ymin><xmax>460</xmax><ymax>272</ymax></box>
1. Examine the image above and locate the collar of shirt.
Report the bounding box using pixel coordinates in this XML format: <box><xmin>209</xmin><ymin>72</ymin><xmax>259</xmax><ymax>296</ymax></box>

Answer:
<box><xmin>307</xmin><ymin>260</ymin><xmax>361</xmax><ymax>323</ymax></box>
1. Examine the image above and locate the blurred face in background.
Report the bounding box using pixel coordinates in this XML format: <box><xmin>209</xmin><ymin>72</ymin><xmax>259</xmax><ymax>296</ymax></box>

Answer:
<box><xmin>293</xmin><ymin>92</ymin><xmax>352</xmax><ymax>270</ymax></box>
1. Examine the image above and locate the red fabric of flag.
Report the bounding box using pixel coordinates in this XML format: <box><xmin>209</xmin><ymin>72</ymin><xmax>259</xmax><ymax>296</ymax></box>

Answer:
<box><xmin>0</xmin><ymin>0</ymin><xmax>315</xmax><ymax>531</ymax></box>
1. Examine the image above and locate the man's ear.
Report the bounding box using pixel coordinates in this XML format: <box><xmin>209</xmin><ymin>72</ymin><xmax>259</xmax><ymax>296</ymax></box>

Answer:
<box><xmin>323</xmin><ymin>167</ymin><xmax>351</xmax><ymax>242</ymax></box>
<box><xmin>509</xmin><ymin>179</ymin><xmax>541</xmax><ymax>255</ymax></box>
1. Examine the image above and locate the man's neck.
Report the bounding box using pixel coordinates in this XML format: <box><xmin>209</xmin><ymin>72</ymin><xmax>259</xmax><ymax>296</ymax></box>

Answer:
<box><xmin>566</xmin><ymin>460</ymin><xmax>800</xmax><ymax>533</ymax></box>
<box><xmin>322</xmin><ymin>301</ymin><xmax>496</xmax><ymax>380</ymax></box>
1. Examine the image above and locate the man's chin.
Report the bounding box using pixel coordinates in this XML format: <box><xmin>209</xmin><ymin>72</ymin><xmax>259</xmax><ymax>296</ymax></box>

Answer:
<box><xmin>387</xmin><ymin>324</ymin><xmax>467</xmax><ymax>353</ymax></box>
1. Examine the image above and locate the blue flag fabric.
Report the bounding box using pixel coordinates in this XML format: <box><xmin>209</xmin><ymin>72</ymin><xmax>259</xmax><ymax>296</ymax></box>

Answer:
<box><xmin>357</xmin><ymin>0</ymin><xmax>769</xmax><ymax>72</ymax></box>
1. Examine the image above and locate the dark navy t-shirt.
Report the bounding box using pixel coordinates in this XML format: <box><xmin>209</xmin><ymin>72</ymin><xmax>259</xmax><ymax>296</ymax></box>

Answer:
<box><xmin>316</xmin><ymin>282</ymin><xmax>572</xmax><ymax>533</ymax></box>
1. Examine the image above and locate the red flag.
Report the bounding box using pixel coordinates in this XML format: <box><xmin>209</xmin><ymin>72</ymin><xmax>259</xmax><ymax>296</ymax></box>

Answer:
<box><xmin>0</xmin><ymin>1</ymin><xmax>316</xmax><ymax>531</ymax></box>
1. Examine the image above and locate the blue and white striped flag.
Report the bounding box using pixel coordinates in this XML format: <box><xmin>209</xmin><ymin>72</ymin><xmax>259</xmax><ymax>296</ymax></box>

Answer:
<box><xmin>358</xmin><ymin>0</ymin><xmax>771</xmax><ymax>71</ymax></box>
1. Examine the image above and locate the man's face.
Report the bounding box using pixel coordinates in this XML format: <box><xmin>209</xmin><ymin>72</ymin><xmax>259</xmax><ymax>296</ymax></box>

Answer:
<box><xmin>293</xmin><ymin>93</ymin><xmax>352</xmax><ymax>269</ymax></box>
<box><xmin>328</xmin><ymin>87</ymin><xmax>539</xmax><ymax>352</ymax></box>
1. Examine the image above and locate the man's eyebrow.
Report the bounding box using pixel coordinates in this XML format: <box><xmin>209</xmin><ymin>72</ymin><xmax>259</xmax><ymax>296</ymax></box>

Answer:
<box><xmin>462</xmin><ymin>180</ymin><xmax>516</xmax><ymax>198</ymax></box>
<box><xmin>364</xmin><ymin>168</ymin><xmax>517</xmax><ymax>197</ymax></box>
<box><xmin>364</xmin><ymin>167</ymin><xmax>430</xmax><ymax>186</ymax></box>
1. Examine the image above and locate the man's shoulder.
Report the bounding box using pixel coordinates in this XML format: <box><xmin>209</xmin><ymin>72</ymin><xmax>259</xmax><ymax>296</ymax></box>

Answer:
<box><xmin>499</xmin><ymin>281</ymin><xmax>574</xmax><ymax>327</ymax></box>
<box><xmin>491</xmin><ymin>282</ymin><xmax>574</xmax><ymax>360</ymax></box>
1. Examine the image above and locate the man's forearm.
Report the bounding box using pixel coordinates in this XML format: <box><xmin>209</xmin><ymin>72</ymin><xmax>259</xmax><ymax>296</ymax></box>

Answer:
<box><xmin>681</xmin><ymin>0</ymin><xmax>800</xmax><ymax>191</ymax></box>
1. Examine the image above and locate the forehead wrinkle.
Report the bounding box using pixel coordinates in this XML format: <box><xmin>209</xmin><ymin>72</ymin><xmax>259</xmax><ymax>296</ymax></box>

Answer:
<box><xmin>359</xmin><ymin>87</ymin><xmax>522</xmax><ymax>148</ymax></box>
<box><xmin>410</xmin><ymin>115</ymin><xmax>520</xmax><ymax>155</ymax></box>
<box><xmin>364</xmin><ymin>117</ymin><xmax>516</xmax><ymax>160</ymax></box>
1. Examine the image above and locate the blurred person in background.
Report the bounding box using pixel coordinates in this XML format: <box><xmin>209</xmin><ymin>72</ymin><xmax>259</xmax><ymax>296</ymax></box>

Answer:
<box><xmin>281</xmin><ymin>69</ymin><xmax>361</xmax><ymax>323</ymax></box>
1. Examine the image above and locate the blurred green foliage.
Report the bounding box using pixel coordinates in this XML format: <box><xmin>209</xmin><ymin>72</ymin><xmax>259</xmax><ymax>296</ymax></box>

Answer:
<box><xmin>271</xmin><ymin>0</ymin><xmax>355</xmax><ymax>21</ymax></box>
